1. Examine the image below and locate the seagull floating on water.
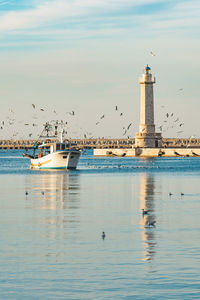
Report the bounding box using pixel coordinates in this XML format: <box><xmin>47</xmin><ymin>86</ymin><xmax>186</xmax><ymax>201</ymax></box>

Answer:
<box><xmin>142</xmin><ymin>208</ymin><xmax>149</xmax><ymax>216</ymax></box>
<box><xmin>102</xmin><ymin>232</ymin><xmax>106</xmax><ymax>240</ymax></box>
<box><xmin>146</xmin><ymin>221</ymin><xmax>156</xmax><ymax>228</ymax></box>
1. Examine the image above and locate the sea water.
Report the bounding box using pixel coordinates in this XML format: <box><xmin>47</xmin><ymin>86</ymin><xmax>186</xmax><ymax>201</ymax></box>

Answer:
<box><xmin>0</xmin><ymin>149</ymin><xmax>200</xmax><ymax>299</ymax></box>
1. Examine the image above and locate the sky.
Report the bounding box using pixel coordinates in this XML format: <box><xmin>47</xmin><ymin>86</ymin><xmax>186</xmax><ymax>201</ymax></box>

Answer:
<box><xmin>0</xmin><ymin>0</ymin><xmax>199</xmax><ymax>140</ymax></box>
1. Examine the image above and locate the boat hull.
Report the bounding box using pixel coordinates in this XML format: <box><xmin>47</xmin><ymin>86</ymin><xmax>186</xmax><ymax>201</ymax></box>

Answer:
<box><xmin>30</xmin><ymin>150</ymin><xmax>80</xmax><ymax>170</ymax></box>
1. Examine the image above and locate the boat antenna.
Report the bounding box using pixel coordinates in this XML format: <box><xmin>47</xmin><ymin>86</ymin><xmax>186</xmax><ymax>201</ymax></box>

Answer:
<box><xmin>33</xmin><ymin>122</ymin><xmax>52</xmax><ymax>148</ymax></box>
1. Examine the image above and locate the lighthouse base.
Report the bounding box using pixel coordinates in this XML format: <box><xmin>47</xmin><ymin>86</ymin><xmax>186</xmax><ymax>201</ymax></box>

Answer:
<box><xmin>135</xmin><ymin>132</ymin><xmax>162</xmax><ymax>148</ymax></box>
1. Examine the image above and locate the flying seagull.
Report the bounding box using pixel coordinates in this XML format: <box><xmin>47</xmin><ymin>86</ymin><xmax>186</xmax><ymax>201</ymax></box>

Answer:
<box><xmin>150</xmin><ymin>51</ymin><xmax>156</xmax><ymax>56</ymax></box>
<box><xmin>123</xmin><ymin>130</ymin><xmax>127</xmax><ymax>136</ymax></box>
<box><xmin>127</xmin><ymin>123</ymin><xmax>132</xmax><ymax>130</ymax></box>
<box><xmin>67</xmin><ymin>111</ymin><xmax>75</xmax><ymax>116</ymax></box>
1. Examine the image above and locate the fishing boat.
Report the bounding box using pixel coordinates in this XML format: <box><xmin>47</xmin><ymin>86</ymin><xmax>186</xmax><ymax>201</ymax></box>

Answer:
<box><xmin>23</xmin><ymin>121</ymin><xmax>81</xmax><ymax>170</ymax></box>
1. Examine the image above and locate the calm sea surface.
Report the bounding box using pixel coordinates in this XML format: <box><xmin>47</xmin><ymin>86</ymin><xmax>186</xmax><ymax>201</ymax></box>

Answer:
<box><xmin>0</xmin><ymin>149</ymin><xmax>200</xmax><ymax>299</ymax></box>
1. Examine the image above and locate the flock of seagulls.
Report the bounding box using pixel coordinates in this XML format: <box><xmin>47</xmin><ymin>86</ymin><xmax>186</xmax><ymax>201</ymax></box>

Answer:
<box><xmin>94</xmin><ymin>105</ymin><xmax>133</xmax><ymax>138</ymax></box>
<box><xmin>25</xmin><ymin>191</ymin><xmax>45</xmax><ymax>196</ymax></box>
<box><xmin>1</xmin><ymin>103</ymin><xmax>135</xmax><ymax>140</ymax></box>
<box><xmin>141</xmin><ymin>191</ymin><xmax>187</xmax><ymax>229</ymax></box>
<box><xmin>1</xmin><ymin>108</ymin><xmax>186</xmax><ymax>143</ymax></box>
<box><xmin>169</xmin><ymin>192</ymin><xmax>184</xmax><ymax>197</ymax></box>
<box><xmin>25</xmin><ymin>187</ymin><xmax>187</xmax><ymax>238</ymax></box>
<box><xmin>141</xmin><ymin>208</ymin><xmax>156</xmax><ymax>228</ymax></box>
<box><xmin>0</xmin><ymin>104</ymin><xmax>78</xmax><ymax>140</ymax></box>
<box><xmin>157</xmin><ymin>107</ymin><xmax>186</xmax><ymax>138</ymax></box>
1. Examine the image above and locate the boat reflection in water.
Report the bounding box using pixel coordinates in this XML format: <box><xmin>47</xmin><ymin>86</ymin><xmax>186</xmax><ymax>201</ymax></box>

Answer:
<box><xmin>139</xmin><ymin>173</ymin><xmax>157</xmax><ymax>263</ymax></box>
<box><xmin>25</xmin><ymin>172</ymin><xmax>80</xmax><ymax>239</ymax></box>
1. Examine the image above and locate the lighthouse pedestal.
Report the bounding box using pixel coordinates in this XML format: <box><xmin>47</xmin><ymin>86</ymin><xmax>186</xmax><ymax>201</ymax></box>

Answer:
<box><xmin>135</xmin><ymin>132</ymin><xmax>162</xmax><ymax>148</ymax></box>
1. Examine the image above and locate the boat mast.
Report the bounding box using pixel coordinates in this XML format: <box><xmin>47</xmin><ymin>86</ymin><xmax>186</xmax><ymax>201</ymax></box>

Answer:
<box><xmin>60</xmin><ymin>128</ymin><xmax>63</xmax><ymax>143</ymax></box>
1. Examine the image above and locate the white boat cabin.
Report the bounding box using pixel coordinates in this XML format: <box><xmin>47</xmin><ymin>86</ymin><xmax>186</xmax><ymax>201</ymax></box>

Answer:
<box><xmin>37</xmin><ymin>142</ymin><xmax>73</xmax><ymax>158</ymax></box>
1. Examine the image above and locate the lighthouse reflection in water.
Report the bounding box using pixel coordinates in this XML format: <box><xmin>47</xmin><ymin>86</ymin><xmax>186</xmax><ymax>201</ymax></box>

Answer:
<box><xmin>139</xmin><ymin>173</ymin><xmax>157</xmax><ymax>262</ymax></box>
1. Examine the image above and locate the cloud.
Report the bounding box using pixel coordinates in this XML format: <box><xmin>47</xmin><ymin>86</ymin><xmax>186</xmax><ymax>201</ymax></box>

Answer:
<box><xmin>0</xmin><ymin>0</ymin><xmax>199</xmax><ymax>48</ymax></box>
<box><xmin>152</xmin><ymin>1</ymin><xmax>200</xmax><ymax>30</ymax></box>
<box><xmin>0</xmin><ymin>1</ymin><xmax>73</xmax><ymax>30</ymax></box>
<box><xmin>0</xmin><ymin>0</ymin><xmax>172</xmax><ymax>31</ymax></box>
<box><xmin>0</xmin><ymin>1</ymin><xmax>10</xmax><ymax>6</ymax></box>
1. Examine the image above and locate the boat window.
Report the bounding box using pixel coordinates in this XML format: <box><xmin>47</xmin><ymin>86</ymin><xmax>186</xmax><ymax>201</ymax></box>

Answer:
<box><xmin>45</xmin><ymin>150</ymin><xmax>50</xmax><ymax>155</ymax></box>
<box><xmin>62</xmin><ymin>144</ymin><xmax>65</xmax><ymax>150</ymax></box>
<box><xmin>56</xmin><ymin>144</ymin><xmax>60</xmax><ymax>151</ymax></box>
<box><xmin>63</xmin><ymin>156</ymin><xmax>67</xmax><ymax>159</ymax></box>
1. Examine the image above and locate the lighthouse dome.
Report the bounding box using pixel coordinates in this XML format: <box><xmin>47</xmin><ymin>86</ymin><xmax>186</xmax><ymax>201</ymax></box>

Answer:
<box><xmin>144</xmin><ymin>65</ymin><xmax>151</xmax><ymax>74</ymax></box>
<box><xmin>145</xmin><ymin>65</ymin><xmax>151</xmax><ymax>70</ymax></box>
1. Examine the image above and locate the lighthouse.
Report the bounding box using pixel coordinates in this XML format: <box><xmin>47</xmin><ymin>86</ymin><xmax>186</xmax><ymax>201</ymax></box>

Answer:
<box><xmin>135</xmin><ymin>65</ymin><xmax>162</xmax><ymax>148</ymax></box>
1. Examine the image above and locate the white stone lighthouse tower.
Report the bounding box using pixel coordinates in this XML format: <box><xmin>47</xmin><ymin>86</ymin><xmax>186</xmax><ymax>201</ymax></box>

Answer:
<box><xmin>135</xmin><ymin>65</ymin><xmax>162</xmax><ymax>148</ymax></box>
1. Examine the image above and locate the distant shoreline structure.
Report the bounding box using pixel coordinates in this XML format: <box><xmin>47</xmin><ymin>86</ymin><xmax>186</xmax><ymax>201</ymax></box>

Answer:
<box><xmin>1</xmin><ymin>137</ymin><xmax>200</xmax><ymax>151</ymax></box>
